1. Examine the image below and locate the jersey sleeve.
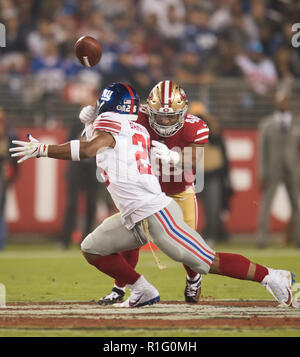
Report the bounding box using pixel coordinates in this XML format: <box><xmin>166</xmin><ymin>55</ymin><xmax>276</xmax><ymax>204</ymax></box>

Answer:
<box><xmin>183</xmin><ymin>115</ymin><xmax>210</xmax><ymax>144</ymax></box>
<box><xmin>136</xmin><ymin>104</ymin><xmax>149</xmax><ymax>126</ymax></box>
<box><xmin>93</xmin><ymin>113</ymin><xmax>122</xmax><ymax>136</ymax></box>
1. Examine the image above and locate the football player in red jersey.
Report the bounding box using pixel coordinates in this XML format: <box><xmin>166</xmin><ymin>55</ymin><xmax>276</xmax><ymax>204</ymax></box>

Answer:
<box><xmin>95</xmin><ymin>80</ymin><xmax>210</xmax><ymax>305</ymax></box>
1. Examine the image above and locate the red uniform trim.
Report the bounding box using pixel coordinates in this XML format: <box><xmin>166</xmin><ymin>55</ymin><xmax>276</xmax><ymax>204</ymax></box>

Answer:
<box><xmin>121</xmin><ymin>82</ymin><xmax>135</xmax><ymax>114</ymax></box>
<box><xmin>168</xmin><ymin>80</ymin><xmax>172</xmax><ymax>107</ymax></box>
<box><xmin>154</xmin><ymin>211</ymin><xmax>212</xmax><ymax>266</ymax></box>
<box><xmin>164</xmin><ymin>207</ymin><xmax>215</xmax><ymax>259</ymax></box>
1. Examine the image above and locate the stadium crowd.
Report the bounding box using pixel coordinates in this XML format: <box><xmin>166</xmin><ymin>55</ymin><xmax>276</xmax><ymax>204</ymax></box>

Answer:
<box><xmin>0</xmin><ymin>0</ymin><xmax>299</xmax><ymax>101</ymax></box>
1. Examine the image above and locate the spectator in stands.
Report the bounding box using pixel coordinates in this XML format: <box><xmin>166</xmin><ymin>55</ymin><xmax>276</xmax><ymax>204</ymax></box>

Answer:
<box><xmin>242</xmin><ymin>0</ymin><xmax>268</xmax><ymax>43</ymax></box>
<box><xmin>271</xmin><ymin>21</ymin><xmax>300</xmax><ymax>80</ymax></box>
<box><xmin>139</xmin><ymin>0</ymin><xmax>186</xmax><ymax>40</ymax></box>
<box><xmin>257</xmin><ymin>90</ymin><xmax>300</xmax><ymax>248</ymax></box>
<box><xmin>173</xmin><ymin>48</ymin><xmax>215</xmax><ymax>86</ymax></box>
<box><xmin>236</xmin><ymin>42</ymin><xmax>278</xmax><ymax>96</ymax></box>
<box><xmin>142</xmin><ymin>13</ymin><xmax>160</xmax><ymax>51</ymax></box>
<box><xmin>275</xmin><ymin>45</ymin><xmax>300</xmax><ymax>80</ymax></box>
<box><xmin>218</xmin><ymin>1</ymin><xmax>252</xmax><ymax>51</ymax></box>
<box><xmin>1</xmin><ymin>7</ymin><xmax>27</xmax><ymax>53</ymax></box>
<box><xmin>235</xmin><ymin>41</ymin><xmax>278</xmax><ymax>119</ymax></box>
<box><xmin>27</xmin><ymin>18</ymin><xmax>54</xmax><ymax>58</ymax></box>
<box><xmin>0</xmin><ymin>6</ymin><xmax>28</xmax><ymax>75</ymax></box>
<box><xmin>209</xmin><ymin>34</ymin><xmax>243</xmax><ymax>77</ymax></box>
<box><xmin>181</xmin><ymin>7</ymin><xmax>217</xmax><ymax>58</ymax></box>
<box><xmin>189</xmin><ymin>101</ymin><xmax>233</xmax><ymax>246</ymax></box>
<box><xmin>157</xmin><ymin>4</ymin><xmax>185</xmax><ymax>42</ymax></box>
<box><xmin>31</xmin><ymin>38</ymin><xmax>66</xmax><ymax>93</ymax></box>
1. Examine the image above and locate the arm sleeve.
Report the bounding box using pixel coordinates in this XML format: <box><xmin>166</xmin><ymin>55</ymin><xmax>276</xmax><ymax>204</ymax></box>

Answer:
<box><xmin>184</xmin><ymin>117</ymin><xmax>210</xmax><ymax>144</ymax></box>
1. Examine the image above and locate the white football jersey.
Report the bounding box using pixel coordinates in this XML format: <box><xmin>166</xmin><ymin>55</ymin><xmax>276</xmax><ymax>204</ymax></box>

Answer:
<box><xmin>93</xmin><ymin>112</ymin><xmax>172</xmax><ymax>229</ymax></box>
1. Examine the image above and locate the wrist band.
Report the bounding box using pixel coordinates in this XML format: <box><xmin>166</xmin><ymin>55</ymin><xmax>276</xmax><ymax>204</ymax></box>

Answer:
<box><xmin>70</xmin><ymin>140</ymin><xmax>80</xmax><ymax>161</ymax></box>
<box><xmin>38</xmin><ymin>144</ymin><xmax>48</xmax><ymax>157</ymax></box>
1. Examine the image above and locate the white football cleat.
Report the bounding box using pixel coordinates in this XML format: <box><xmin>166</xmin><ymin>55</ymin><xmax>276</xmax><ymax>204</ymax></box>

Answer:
<box><xmin>261</xmin><ymin>268</ymin><xmax>295</xmax><ymax>307</ymax></box>
<box><xmin>114</xmin><ymin>275</ymin><xmax>160</xmax><ymax>308</ymax></box>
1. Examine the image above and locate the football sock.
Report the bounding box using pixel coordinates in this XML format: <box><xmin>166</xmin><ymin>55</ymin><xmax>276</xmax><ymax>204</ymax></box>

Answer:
<box><xmin>218</xmin><ymin>252</ymin><xmax>268</xmax><ymax>282</ymax></box>
<box><xmin>184</xmin><ymin>264</ymin><xmax>199</xmax><ymax>280</ymax></box>
<box><xmin>114</xmin><ymin>248</ymin><xmax>140</xmax><ymax>288</ymax></box>
<box><xmin>113</xmin><ymin>284</ymin><xmax>126</xmax><ymax>292</ymax></box>
<box><xmin>253</xmin><ymin>263</ymin><xmax>269</xmax><ymax>282</ymax></box>
<box><xmin>91</xmin><ymin>253</ymin><xmax>140</xmax><ymax>285</ymax></box>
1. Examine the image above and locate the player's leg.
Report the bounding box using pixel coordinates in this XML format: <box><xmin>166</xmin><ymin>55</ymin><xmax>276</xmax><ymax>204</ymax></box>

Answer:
<box><xmin>102</xmin><ymin>188</ymin><xmax>201</xmax><ymax>304</ymax></box>
<box><xmin>170</xmin><ymin>187</ymin><xmax>202</xmax><ymax>302</ymax></box>
<box><xmin>81</xmin><ymin>213</ymin><xmax>160</xmax><ymax>307</ymax></box>
<box><xmin>98</xmin><ymin>248</ymin><xmax>140</xmax><ymax>305</ymax></box>
<box><xmin>209</xmin><ymin>252</ymin><xmax>295</xmax><ymax>306</ymax></box>
<box><xmin>147</xmin><ymin>200</ymin><xmax>215</xmax><ymax>276</ymax></box>
<box><xmin>147</xmin><ymin>200</ymin><xmax>295</xmax><ymax>306</ymax></box>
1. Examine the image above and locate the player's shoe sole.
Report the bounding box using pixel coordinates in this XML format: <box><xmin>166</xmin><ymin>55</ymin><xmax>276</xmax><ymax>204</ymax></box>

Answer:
<box><xmin>130</xmin><ymin>295</ymin><xmax>160</xmax><ymax>308</ymax></box>
<box><xmin>114</xmin><ymin>295</ymin><xmax>160</xmax><ymax>308</ymax></box>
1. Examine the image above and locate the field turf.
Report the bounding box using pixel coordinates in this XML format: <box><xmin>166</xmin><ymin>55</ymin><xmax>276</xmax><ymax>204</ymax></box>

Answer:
<box><xmin>0</xmin><ymin>240</ymin><xmax>300</xmax><ymax>337</ymax></box>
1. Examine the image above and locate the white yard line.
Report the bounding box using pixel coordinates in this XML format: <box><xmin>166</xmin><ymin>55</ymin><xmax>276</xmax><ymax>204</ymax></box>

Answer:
<box><xmin>1</xmin><ymin>303</ymin><xmax>300</xmax><ymax>320</ymax></box>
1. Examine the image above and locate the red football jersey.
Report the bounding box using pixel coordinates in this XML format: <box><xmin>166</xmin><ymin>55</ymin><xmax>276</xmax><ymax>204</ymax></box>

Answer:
<box><xmin>137</xmin><ymin>105</ymin><xmax>209</xmax><ymax>195</ymax></box>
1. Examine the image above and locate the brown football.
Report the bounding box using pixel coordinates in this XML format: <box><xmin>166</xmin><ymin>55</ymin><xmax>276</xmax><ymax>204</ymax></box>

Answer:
<box><xmin>74</xmin><ymin>36</ymin><xmax>102</xmax><ymax>67</ymax></box>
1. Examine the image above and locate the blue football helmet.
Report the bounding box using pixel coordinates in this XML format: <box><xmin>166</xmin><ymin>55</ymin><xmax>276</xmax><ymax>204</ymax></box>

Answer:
<box><xmin>96</xmin><ymin>82</ymin><xmax>140</xmax><ymax>116</ymax></box>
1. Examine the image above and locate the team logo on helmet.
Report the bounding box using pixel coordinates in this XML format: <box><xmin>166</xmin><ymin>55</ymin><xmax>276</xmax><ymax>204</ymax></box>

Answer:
<box><xmin>97</xmin><ymin>82</ymin><xmax>139</xmax><ymax>117</ymax></box>
<box><xmin>180</xmin><ymin>87</ymin><xmax>186</xmax><ymax>100</ymax></box>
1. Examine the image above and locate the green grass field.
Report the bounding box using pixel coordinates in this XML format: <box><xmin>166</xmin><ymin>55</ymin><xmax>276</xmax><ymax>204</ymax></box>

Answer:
<box><xmin>1</xmin><ymin>241</ymin><xmax>300</xmax><ymax>337</ymax></box>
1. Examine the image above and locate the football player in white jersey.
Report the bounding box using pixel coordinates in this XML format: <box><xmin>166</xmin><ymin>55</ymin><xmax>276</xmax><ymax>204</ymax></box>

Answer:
<box><xmin>10</xmin><ymin>83</ymin><xmax>295</xmax><ymax>308</ymax></box>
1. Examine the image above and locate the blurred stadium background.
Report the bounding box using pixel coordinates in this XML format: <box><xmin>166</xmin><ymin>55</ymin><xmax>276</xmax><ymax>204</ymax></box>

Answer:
<box><xmin>0</xmin><ymin>0</ymin><xmax>300</xmax><ymax>247</ymax></box>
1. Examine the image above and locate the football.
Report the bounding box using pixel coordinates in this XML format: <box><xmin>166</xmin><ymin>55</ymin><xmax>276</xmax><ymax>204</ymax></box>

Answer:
<box><xmin>74</xmin><ymin>36</ymin><xmax>102</xmax><ymax>67</ymax></box>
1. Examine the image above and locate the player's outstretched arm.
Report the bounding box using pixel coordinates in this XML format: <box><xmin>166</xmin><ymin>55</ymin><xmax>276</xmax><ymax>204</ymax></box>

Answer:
<box><xmin>9</xmin><ymin>131</ymin><xmax>115</xmax><ymax>163</ymax></box>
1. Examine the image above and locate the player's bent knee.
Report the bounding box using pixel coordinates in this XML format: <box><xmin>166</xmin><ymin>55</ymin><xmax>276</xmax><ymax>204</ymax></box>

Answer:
<box><xmin>80</xmin><ymin>233</ymin><xmax>94</xmax><ymax>253</ymax></box>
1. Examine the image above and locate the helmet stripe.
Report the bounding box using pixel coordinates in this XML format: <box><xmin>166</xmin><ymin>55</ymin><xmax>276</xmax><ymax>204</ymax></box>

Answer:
<box><xmin>164</xmin><ymin>80</ymin><xmax>169</xmax><ymax>108</ymax></box>
<box><xmin>121</xmin><ymin>82</ymin><xmax>135</xmax><ymax>114</ymax></box>
<box><xmin>168</xmin><ymin>80</ymin><xmax>172</xmax><ymax>107</ymax></box>
<box><xmin>161</xmin><ymin>80</ymin><xmax>165</xmax><ymax>107</ymax></box>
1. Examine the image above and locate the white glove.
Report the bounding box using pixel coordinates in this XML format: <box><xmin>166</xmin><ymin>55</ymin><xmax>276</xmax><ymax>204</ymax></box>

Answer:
<box><xmin>79</xmin><ymin>105</ymin><xmax>97</xmax><ymax>124</ymax></box>
<box><xmin>151</xmin><ymin>140</ymin><xmax>181</xmax><ymax>165</ymax></box>
<box><xmin>9</xmin><ymin>134</ymin><xmax>48</xmax><ymax>164</ymax></box>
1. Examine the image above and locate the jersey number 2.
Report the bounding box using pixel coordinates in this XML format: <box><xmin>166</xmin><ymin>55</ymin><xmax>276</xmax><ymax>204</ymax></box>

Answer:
<box><xmin>132</xmin><ymin>133</ymin><xmax>151</xmax><ymax>174</ymax></box>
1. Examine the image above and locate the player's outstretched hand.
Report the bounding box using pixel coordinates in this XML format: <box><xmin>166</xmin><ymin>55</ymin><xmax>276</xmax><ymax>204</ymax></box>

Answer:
<box><xmin>79</xmin><ymin>105</ymin><xmax>97</xmax><ymax>124</ymax></box>
<box><xmin>151</xmin><ymin>140</ymin><xmax>181</xmax><ymax>165</ymax></box>
<box><xmin>9</xmin><ymin>134</ymin><xmax>48</xmax><ymax>164</ymax></box>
